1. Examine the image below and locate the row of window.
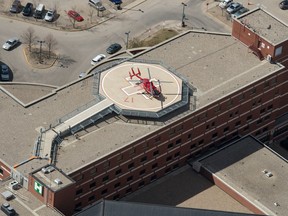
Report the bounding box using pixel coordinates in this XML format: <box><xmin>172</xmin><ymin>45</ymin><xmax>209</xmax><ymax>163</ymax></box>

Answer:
<box><xmin>74</xmin><ymin>163</ymin><xmax>182</xmax><ymax>211</ymax></box>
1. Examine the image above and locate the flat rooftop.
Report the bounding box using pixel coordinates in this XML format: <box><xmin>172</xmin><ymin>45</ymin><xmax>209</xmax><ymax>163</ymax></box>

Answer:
<box><xmin>238</xmin><ymin>8</ymin><xmax>288</xmax><ymax>45</ymax></box>
<box><xmin>198</xmin><ymin>135</ymin><xmax>288</xmax><ymax>216</ymax></box>
<box><xmin>0</xmin><ymin>30</ymin><xmax>283</xmax><ymax>176</ymax></box>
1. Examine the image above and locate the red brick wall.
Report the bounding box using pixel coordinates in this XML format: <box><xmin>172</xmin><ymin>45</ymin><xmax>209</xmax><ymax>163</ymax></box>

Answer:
<box><xmin>0</xmin><ymin>160</ymin><xmax>11</xmax><ymax>181</ymax></box>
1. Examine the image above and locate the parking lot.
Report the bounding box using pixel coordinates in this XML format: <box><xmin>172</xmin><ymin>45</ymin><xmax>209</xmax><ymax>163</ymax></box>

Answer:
<box><xmin>0</xmin><ymin>0</ymin><xmax>137</xmax><ymax>31</ymax></box>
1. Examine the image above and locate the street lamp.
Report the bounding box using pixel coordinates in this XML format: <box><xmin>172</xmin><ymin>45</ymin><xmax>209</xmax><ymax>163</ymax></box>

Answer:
<box><xmin>125</xmin><ymin>31</ymin><xmax>130</xmax><ymax>49</ymax></box>
<box><xmin>181</xmin><ymin>2</ymin><xmax>187</xmax><ymax>27</ymax></box>
<box><xmin>37</xmin><ymin>40</ymin><xmax>45</xmax><ymax>64</ymax></box>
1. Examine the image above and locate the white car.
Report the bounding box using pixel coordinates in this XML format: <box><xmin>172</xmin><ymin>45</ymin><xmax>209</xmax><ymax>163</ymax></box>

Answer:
<box><xmin>2</xmin><ymin>38</ymin><xmax>19</xmax><ymax>50</ymax></box>
<box><xmin>44</xmin><ymin>10</ymin><xmax>55</xmax><ymax>22</ymax></box>
<box><xmin>91</xmin><ymin>54</ymin><xmax>106</xmax><ymax>65</ymax></box>
<box><xmin>219</xmin><ymin>0</ymin><xmax>233</xmax><ymax>9</ymax></box>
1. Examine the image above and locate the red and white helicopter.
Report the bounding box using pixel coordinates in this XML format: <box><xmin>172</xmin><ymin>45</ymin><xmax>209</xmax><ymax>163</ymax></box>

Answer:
<box><xmin>129</xmin><ymin>67</ymin><xmax>162</xmax><ymax>98</ymax></box>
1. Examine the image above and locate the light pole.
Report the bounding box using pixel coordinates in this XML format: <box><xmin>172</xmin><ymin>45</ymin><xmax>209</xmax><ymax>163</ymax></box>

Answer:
<box><xmin>125</xmin><ymin>31</ymin><xmax>130</xmax><ymax>49</ymax></box>
<box><xmin>37</xmin><ymin>40</ymin><xmax>45</xmax><ymax>64</ymax></box>
<box><xmin>181</xmin><ymin>2</ymin><xmax>187</xmax><ymax>27</ymax></box>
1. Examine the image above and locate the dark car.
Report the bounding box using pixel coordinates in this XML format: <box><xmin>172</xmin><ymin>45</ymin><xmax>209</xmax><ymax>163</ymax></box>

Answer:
<box><xmin>1</xmin><ymin>64</ymin><xmax>11</xmax><ymax>81</ymax></box>
<box><xmin>1</xmin><ymin>203</ymin><xmax>16</xmax><ymax>216</ymax></box>
<box><xmin>22</xmin><ymin>2</ymin><xmax>33</xmax><ymax>16</ymax></box>
<box><xmin>9</xmin><ymin>0</ymin><xmax>22</xmax><ymax>13</ymax></box>
<box><xmin>110</xmin><ymin>0</ymin><xmax>122</xmax><ymax>5</ymax></box>
<box><xmin>232</xmin><ymin>7</ymin><xmax>249</xmax><ymax>18</ymax></box>
<box><xmin>106</xmin><ymin>43</ymin><xmax>122</xmax><ymax>54</ymax></box>
<box><xmin>279</xmin><ymin>0</ymin><xmax>288</xmax><ymax>9</ymax></box>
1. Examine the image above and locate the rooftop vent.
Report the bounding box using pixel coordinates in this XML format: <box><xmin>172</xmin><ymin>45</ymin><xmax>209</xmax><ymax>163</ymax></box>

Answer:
<box><xmin>54</xmin><ymin>178</ymin><xmax>62</xmax><ymax>185</ymax></box>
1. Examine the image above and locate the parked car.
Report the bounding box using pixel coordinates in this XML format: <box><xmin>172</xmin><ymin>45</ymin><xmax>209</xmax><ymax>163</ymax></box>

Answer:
<box><xmin>68</xmin><ymin>10</ymin><xmax>84</xmax><ymax>22</ymax></box>
<box><xmin>89</xmin><ymin>0</ymin><xmax>106</xmax><ymax>11</ymax></box>
<box><xmin>1</xmin><ymin>203</ymin><xmax>16</xmax><ymax>216</ymax></box>
<box><xmin>110</xmin><ymin>0</ymin><xmax>122</xmax><ymax>4</ymax></box>
<box><xmin>22</xmin><ymin>2</ymin><xmax>33</xmax><ymax>16</ymax></box>
<box><xmin>33</xmin><ymin>3</ymin><xmax>45</xmax><ymax>19</ymax></box>
<box><xmin>44</xmin><ymin>9</ymin><xmax>56</xmax><ymax>21</ymax></box>
<box><xmin>226</xmin><ymin>2</ymin><xmax>242</xmax><ymax>14</ymax></box>
<box><xmin>9</xmin><ymin>0</ymin><xmax>22</xmax><ymax>13</ymax></box>
<box><xmin>106</xmin><ymin>43</ymin><xmax>122</xmax><ymax>54</ymax></box>
<box><xmin>279</xmin><ymin>0</ymin><xmax>288</xmax><ymax>9</ymax></box>
<box><xmin>232</xmin><ymin>7</ymin><xmax>249</xmax><ymax>18</ymax></box>
<box><xmin>0</xmin><ymin>64</ymin><xmax>10</xmax><ymax>81</ymax></box>
<box><xmin>2</xmin><ymin>38</ymin><xmax>19</xmax><ymax>50</ymax></box>
<box><xmin>219</xmin><ymin>0</ymin><xmax>233</xmax><ymax>9</ymax></box>
<box><xmin>91</xmin><ymin>54</ymin><xmax>106</xmax><ymax>65</ymax></box>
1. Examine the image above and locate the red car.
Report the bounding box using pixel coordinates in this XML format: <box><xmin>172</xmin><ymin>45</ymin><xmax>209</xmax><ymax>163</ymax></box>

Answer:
<box><xmin>67</xmin><ymin>10</ymin><xmax>84</xmax><ymax>22</ymax></box>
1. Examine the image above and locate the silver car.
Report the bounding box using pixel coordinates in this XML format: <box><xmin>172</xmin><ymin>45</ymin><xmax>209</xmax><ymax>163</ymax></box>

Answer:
<box><xmin>44</xmin><ymin>10</ymin><xmax>55</xmax><ymax>22</ymax></box>
<box><xmin>226</xmin><ymin>3</ymin><xmax>242</xmax><ymax>14</ymax></box>
<box><xmin>2</xmin><ymin>38</ymin><xmax>19</xmax><ymax>50</ymax></box>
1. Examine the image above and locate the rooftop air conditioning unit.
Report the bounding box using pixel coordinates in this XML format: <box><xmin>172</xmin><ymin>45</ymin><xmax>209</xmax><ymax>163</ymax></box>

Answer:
<box><xmin>54</xmin><ymin>178</ymin><xmax>62</xmax><ymax>185</ymax></box>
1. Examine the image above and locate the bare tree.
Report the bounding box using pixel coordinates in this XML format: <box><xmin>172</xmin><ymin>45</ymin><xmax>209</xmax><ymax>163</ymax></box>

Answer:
<box><xmin>45</xmin><ymin>34</ymin><xmax>58</xmax><ymax>59</ymax></box>
<box><xmin>21</xmin><ymin>27</ymin><xmax>38</xmax><ymax>52</ymax></box>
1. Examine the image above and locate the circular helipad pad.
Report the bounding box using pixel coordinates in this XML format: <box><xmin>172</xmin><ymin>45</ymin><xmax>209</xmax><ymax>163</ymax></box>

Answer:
<box><xmin>99</xmin><ymin>62</ymin><xmax>182</xmax><ymax>112</ymax></box>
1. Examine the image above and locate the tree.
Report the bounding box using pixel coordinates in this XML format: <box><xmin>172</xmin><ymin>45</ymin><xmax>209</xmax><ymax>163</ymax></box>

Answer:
<box><xmin>21</xmin><ymin>27</ymin><xmax>38</xmax><ymax>52</ymax></box>
<box><xmin>45</xmin><ymin>34</ymin><xmax>58</xmax><ymax>59</ymax></box>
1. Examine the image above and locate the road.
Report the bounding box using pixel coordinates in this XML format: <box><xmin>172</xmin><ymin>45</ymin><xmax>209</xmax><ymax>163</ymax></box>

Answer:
<box><xmin>0</xmin><ymin>0</ymin><xmax>228</xmax><ymax>86</ymax></box>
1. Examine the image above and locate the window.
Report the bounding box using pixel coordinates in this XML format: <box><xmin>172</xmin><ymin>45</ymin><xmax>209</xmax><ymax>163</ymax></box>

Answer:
<box><xmin>152</xmin><ymin>163</ymin><xmax>158</xmax><ymax>169</ymax></box>
<box><xmin>255</xmin><ymin>130</ymin><xmax>261</xmax><ymax>136</ymax></box>
<box><xmin>223</xmin><ymin>126</ymin><xmax>229</xmax><ymax>133</ymax></box>
<box><xmin>75</xmin><ymin>202</ymin><xmax>82</xmax><ymax>210</ymax></box>
<box><xmin>198</xmin><ymin>139</ymin><xmax>204</xmax><ymax>145</ymax></box>
<box><xmin>175</xmin><ymin>139</ymin><xmax>182</xmax><ymax>145</ymax></box>
<box><xmin>190</xmin><ymin>143</ymin><xmax>196</xmax><ymax>149</ymax></box>
<box><xmin>139</xmin><ymin>169</ymin><xmax>146</xmax><ymax>176</ymax></box>
<box><xmin>188</xmin><ymin>133</ymin><xmax>192</xmax><ymax>139</ymax></box>
<box><xmin>168</xmin><ymin>143</ymin><xmax>174</xmax><ymax>149</ymax></box>
<box><xmin>126</xmin><ymin>188</ymin><xmax>132</xmax><ymax>194</ymax></box>
<box><xmin>113</xmin><ymin>194</ymin><xmax>120</xmax><ymax>200</ymax></box>
<box><xmin>174</xmin><ymin>152</ymin><xmax>180</xmax><ymax>158</ymax></box>
<box><xmin>76</xmin><ymin>189</ymin><xmax>83</xmax><ymax>195</ymax></box>
<box><xmin>117</xmin><ymin>154</ymin><xmax>123</xmax><ymax>163</ymax></box>
<box><xmin>127</xmin><ymin>176</ymin><xmax>133</xmax><ymax>182</ymax></box>
<box><xmin>212</xmin><ymin>132</ymin><xmax>218</xmax><ymax>139</ymax></box>
<box><xmin>229</xmin><ymin>113</ymin><xmax>233</xmax><ymax>118</ymax></box>
<box><xmin>250</xmin><ymin>87</ymin><xmax>256</xmax><ymax>95</ymax></box>
<box><xmin>211</xmin><ymin>122</ymin><xmax>215</xmax><ymax>127</ymax></box>
<box><xmin>88</xmin><ymin>195</ymin><xmax>95</xmax><ymax>202</ymax></box>
<box><xmin>166</xmin><ymin>156</ymin><xmax>172</xmax><ymax>161</ymax></box>
<box><xmin>169</xmin><ymin>128</ymin><xmax>176</xmax><ymax>135</ymax></box>
<box><xmin>244</xmin><ymin>125</ymin><xmax>249</xmax><ymax>131</ymax></box>
<box><xmin>215</xmin><ymin>105</ymin><xmax>221</xmax><ymax>113</ymax></box>
<box><xmin>206</xmin><ymin>124</ymin><xmax>210</xmax><ymax>130</ymax></box>
<box><xmin>263</xmin><ymin>127</ymin><xmax>268</xmax><ymax>132</ymax></box>
<box><xmin>260</xmin><ymin>108</ymin><xmax>265</xmax><ymax>114</ymax></box>
<box><xmin>256</xmin><ymin>119</ymin><xmax>262</xmax><ymax>125</ymax></box>
<box><xmin>75</xmin><ymin>174</ymin><xmax>84</xmax><ymax>181</ymax></box>
<box><xmin>115</xmin><ymin>169</ymin><xmax>122</xmax><ymax>176</ymax></box>
<box><xmin>90</xmin><ymin>182</ymin><xmax>96</xmax><ymax>188</ymax></box>
<box><xmin>154</xmin><ymin>136</ymin><xmax>161</xmax><ymax>143</ymax></box>
<box><xmin>264</xmin><ymin>115</ymin><xmax>270</xmax><ymax>121</ymax></box>
<box><xmin>264</xmin><ymin>81</ymin><xmax>270</xmax><ymax>89</ymax></box>
<box><xmin>102</xmin><ymin>175</ymin><xmax>109</xmax><ymax>183</ymax></box>
<box><xmin>114</xmin><ymin>182</ymin><xmax>120</xmax><ymax>188</ymax></box>
<box><xmin>267</xmin><ymin>105</ymin><xmax>273</xmax><ymax>111</ymax></box>
<box><xmin>227</xmin><ymin>100</ymin><xmax>233</xmax><ymax>108</ymax></box>
<box><xmin>128</xmin><ymin>162</ymin><xmax>134</xmax><ymax>169</ymax></box>
<box><xmin>142</xmin><ymin>143</ymin><xmax>149</xmax><ymax>150</ymax></box>
<box><xmin>101</xmin><ymin>189</ymin><xmax>108</xmax><ymax>195</ymax></box>
<box><xmin>90</xmin><ymin>168</ymin><xmax>97</xmax><ymax>176</ymax></box>
<box><xmin>153</xmin><ymin>150</ymin><xmax>159</xmax><ymax>156</ymax></box>
<box><xmin>129</xmin><ymin>148</ymin><xmax>135</xmax><ymax>157</ymax></box>
<box><xmin>247</xmin><ymin>115</ymin><xmax>252</xmax><ymax>121</ymax></box>
<box><xmin>165</xmin><ymin>167</ymin><xmax>171</xmax><ymax>174</ymax></box>
<box><xmin>141</xmin><ymin>156</ymin><xmax>147</xmax><ymax>163</ymax></box>
<box><xmin>103</xmin><ymin>161</ymin><xmax>110</xmax><ymax>170</ymax></box>
<box><xmin>239</xmin><ymin>93</ymin><xmax>245</xmax><ymax>101</ymax></box>
<box><xmin>173</xmin><ymin>164</ymin><xmax>179</xmax><ymax>170</ymax></box>
<box><xmin>0</xmin><ymin>169</ymin><xmax>3</xmax><ymax>175</ymax></box>
<box><xmin>275</xmin><ymin>46</ymin><xmax>282</xmax><ymax>56</ymax></box>
<box><xmin>151</xmin><ymin>175</ymin><xmax>157</xmax><ymax>181</ymax></box>
<box><xmin>235</xmin><ymin>121</ymin><xmax>241</xmax><ymax>127</ymax></box>
<box><xmin>138</xmin><ymin>181</ymin><xmax>145</xmax><ymax>188</ymax></box>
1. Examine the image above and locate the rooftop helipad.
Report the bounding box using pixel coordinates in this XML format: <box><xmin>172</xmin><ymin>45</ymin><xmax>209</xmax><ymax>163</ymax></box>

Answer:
<box><xmin>99</xmin><ymin>62</ymin><xmax>183</xmax><ymax>113</ymax></box>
